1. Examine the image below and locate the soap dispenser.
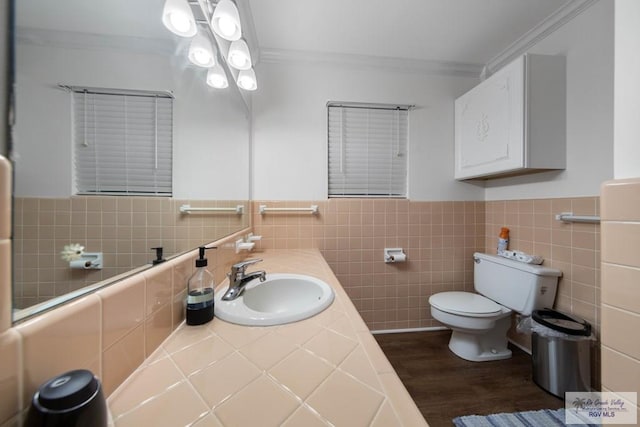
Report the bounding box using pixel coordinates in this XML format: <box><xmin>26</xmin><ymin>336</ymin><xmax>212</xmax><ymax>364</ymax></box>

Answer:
<box><xmin>186</xmin><ymin>246</ymin><xmax>216</xmax><ymax>326</ymax></box>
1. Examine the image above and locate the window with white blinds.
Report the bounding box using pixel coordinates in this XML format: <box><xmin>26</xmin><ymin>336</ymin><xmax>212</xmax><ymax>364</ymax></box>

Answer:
<box><xmin>73</xmin><ymin>89</ymin><xmax>173</xmax><ymax>196</ymax></box>
<box><xmin>328</xmin><ymin>103</ymin><xmax>409</xmax><ymax>197</ymax></box>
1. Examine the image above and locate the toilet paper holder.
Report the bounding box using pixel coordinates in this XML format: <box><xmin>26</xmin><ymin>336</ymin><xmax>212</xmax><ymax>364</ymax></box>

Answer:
<box><xmin>69</xmin><ymin>252</ymin><xmax>103</xmax><ymax>270</ymax></box>
<box><xmin>384</xmin><ymin>248</ymin><xmax>406</xmax><ymax>263</ymax></box>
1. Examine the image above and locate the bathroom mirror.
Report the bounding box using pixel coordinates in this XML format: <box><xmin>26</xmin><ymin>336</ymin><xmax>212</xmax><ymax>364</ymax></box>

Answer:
<box><xmin>11</xmin><ymin>0</ymin><xmax>250</xmax><ymax>319</ymax></box>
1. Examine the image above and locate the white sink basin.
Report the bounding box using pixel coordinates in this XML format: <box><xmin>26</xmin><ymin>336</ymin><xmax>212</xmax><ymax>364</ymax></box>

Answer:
<box><xmin>214</xmin><ymin>273</ymin><xmax>335</xmax><ymax>326</ymax></box>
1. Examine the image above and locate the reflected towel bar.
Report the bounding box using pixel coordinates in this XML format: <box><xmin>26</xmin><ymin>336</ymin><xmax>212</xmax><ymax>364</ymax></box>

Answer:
<box><xmin>555</xmin><ymin>212</ymin><xmax>600</xmax><ymax>224</ymax></box>
<box><xmin>180</xmin><ymin>204</ymin><xmax>244</xmax><ymax>214</ymax></box>
<box><xmin>259</xmin><ymin>204</ymin><xmax>319</xmax><ymax>215</ymax></box>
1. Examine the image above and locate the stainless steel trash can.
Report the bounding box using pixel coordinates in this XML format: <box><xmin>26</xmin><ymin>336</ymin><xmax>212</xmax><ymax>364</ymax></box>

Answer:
<box><xmin>531</xmin><ymin>309</ymin><xmax>592</xmax><ymax>399</ymax></box>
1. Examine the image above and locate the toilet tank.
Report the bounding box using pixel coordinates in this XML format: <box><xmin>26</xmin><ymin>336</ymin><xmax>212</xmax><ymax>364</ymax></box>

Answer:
<box><xmin>473</xmin><ymin>252</ymin><xmax>561</xmax><ymax>316</ymax></box>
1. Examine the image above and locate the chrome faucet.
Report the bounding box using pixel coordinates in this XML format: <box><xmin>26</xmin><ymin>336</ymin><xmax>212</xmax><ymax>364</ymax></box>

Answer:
<box><xmin>221</xmin><ymin>258</ymin><xmax>266</xmax><ymax>301</ymax></box>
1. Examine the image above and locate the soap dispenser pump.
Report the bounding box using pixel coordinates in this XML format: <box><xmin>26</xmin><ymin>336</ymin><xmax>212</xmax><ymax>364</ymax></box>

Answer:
<box><xmin>186</xmin><ymin>246</ymin><xmax>216</xmax><ymax>326</ymax></box>
<box><xmin>151</xmin><ymin>247</ymin><xmax>166</xmax><ymax>265</ymax></box>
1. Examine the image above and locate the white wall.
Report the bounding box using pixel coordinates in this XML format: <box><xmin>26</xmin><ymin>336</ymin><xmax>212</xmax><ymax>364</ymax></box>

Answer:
<box><xmin>252</xmin><ymin>1</ymin><xmax>615</xmax><ymax>202</ymax></box>
<box><xmin>251</xmin><ymin>61</ymin><xmax>483</xmax><ymax>201</ymax></box>
<box><xmin>484</xmin><ymin>1</ymin><xmax>614</xmax><ymax>200</ymax></box>
<box><xmin>14</xmin><ymin>38</ymin><xmax>250</xmax><ymax>200</ymax></box>
<box><xmin>613</xmin><ymin>0</ymin><xmax>640</xmax><ymax>179</ymax></box>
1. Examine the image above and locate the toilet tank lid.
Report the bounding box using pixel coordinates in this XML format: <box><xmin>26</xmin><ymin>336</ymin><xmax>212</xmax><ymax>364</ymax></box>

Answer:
<box><xmin>474</xmin><ymin>252</ymin><xmax>562</xmax><ymax>277</ymax></box>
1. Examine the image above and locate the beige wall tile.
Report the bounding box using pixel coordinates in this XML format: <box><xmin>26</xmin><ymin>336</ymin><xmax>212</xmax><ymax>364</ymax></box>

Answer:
<box><xmin>602</xmin><ymin>222</ymin><xmax>640</xmax><ymax>267</ymax></box>
<box><xmin>145</xmin><ymin>302</ymin><xmax>172</xmax><ymax>358</ymax></box>
<box><xmin>0</xmin><ymin>157</ymin><xmax>11</xmax><ymax>240</ymax></box>
<box><xmin>172</xmin><ymin>289</ymin><xmax>187</xmax><ymax>329</ymax></box>
<box><xmin>602</xmin><ymin>306</ymin><xmax>640</xmax><ymax>360</ymax></box>
<box><xmin>172</xmin><ymin>254</ymin><xmax>193</xmax><ymax>297</ymax></box>
<box><xmin>601</xmin><ymin>178</ymin><xmax>640</xmax><ymax>221</ymax></box>
<box><xmin>102</xmin><ymin>325</ymin><xmax>145</xmax><ymax>397</ymax></box>
<box><xmin>0</xmin><ymin>330</ymin><xmax>21</xmax><ymax>424</ymax></box>
<box><xmin>0</xmin><ymin>240</ymin><xmax>11</xmax><ymax>333</ymax></box>
<box><xmin>601</xmin><ymin>347</ymin><xmax>640</xmax><ymax>396</ymax></box>
<box><xmin>98</xmin><ymin>275</ymin><xmax>145</xmax><ymax>349</ymax></box>
<box><xmin>602</xmin><ymin>263</ymin><xmax>640</xmax><ymax>313</ymax></box>
<box><xmin>144</xmin><ymin>263</ymin><xmax>173</xmax><ymax>317</ymax></box>
<box><xmin>16</xmin><ymin>294</ymin><xmax>102</xmax><ymax>405</ymax></box>
<box><xmin>571</xmin><ymin>197</ymin><xmax>597</xmax><ymax>216</ymax></box>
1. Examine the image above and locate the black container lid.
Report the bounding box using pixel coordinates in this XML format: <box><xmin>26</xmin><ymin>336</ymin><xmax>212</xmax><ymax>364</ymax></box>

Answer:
<box><xmin>36</xmin><ymin>369</ymin><xmax>99</xmax><ymax>411</ymax></box>
<box><xmin>195</xmin><ymin>246</ymin><xmax>216</xmax><ymax>268</ymax></box>
<box><xmin>532</xmin><ymin>308</ymin><xmax>592</xmax><ymax>336</ymax></box>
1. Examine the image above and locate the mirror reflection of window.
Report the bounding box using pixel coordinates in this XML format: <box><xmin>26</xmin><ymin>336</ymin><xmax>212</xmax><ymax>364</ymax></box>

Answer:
<box><xmin>11</xmin><ymin>0</ymin><xmax>251</xmax><ymax>319</ymax></box>
<box><xmin>71</xmin><ymin>89</ymin><xmax>173</xmax><ymax>197</ymax></box>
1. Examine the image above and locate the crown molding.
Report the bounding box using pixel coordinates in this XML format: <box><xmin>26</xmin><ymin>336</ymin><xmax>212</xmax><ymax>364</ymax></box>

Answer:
<box><xmin>16</xmin><ymin>27</ymin><xmax>178</xmax><ymax>57</ymax></box>
<box><xmin>259</xmin><ymin>48</ymin><xmax>483</xmax><ymax>78</ymax></box>
<box><xmin>484</xmin><ymin>0</ymin><xmax>599</xmax><ymax>76</ymax></box>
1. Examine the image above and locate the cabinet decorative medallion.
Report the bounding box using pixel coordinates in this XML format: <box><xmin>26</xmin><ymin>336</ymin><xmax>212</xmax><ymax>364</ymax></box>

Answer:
<box><xmin>476</xmin><ymin>113</ymin><xmax>490</xmax><ymax>142</ymax></box>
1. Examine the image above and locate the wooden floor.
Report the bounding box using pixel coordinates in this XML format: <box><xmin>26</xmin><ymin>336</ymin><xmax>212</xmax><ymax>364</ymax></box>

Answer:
<box><xmin>374</xmin><ymin>330</ymin><xmax>563</xmax><ymax>427</ymax></box>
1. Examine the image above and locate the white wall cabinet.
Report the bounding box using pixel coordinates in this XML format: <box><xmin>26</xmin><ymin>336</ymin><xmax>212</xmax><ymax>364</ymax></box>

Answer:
<box><xmin>454</xmin><ymin>54</ymin><xmax>566</xmax><ymax>180</ymax></box>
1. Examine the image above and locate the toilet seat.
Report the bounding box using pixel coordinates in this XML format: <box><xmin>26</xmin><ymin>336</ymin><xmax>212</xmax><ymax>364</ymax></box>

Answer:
<box><xmin>429</xmin><ymin>292</ymin><xmax>503</xmax><ymax>317</ymax></box>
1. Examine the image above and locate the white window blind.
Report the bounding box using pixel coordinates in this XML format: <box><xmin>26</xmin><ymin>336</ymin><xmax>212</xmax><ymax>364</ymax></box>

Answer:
<box><xmin>328</xmin><ymin>103</ymin><xmax>409</xmax><ymax>197</ymax></box>
<box><xmin>73</xmin><ymin>89</ymin><xmax>173</xmax><ymax>196</ymax></box>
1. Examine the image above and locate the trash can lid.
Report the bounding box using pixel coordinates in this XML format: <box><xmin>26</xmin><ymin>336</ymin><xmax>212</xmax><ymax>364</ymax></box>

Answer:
<box><xmin>532</xmin><ymin>309</ymin><xmax>591</xmax><ymax>337</ymax></box>
<box><xmin>36</xmin><ymin>369</ymin><xmax>100</xmax><ymax>411</ymax></box>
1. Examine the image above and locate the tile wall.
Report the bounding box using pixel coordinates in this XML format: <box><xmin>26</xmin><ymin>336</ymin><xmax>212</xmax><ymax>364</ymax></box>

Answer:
<box><xmin>13</xmin><ymin>196</ymin><xmax>248</xmax><ymax>309</ymax></box>
<box><xmin>485</xmin><ymin>197</ymin><xmax>601</xmax><ymax>388</ymax></box>
<box><xmin>485</xmin><ymin>198</ymin><xmax>601</xmax><ymax>335</ymax></box>
<box><xmin>601</xmin><ymin>178</ymin><xmax>640</xmax><ymax>419</ymax></box>
<box><xmin>0</xmin><ymin>187</ymin><xmax>248</xmax><ymax>427</ymax></box>
<box><xmin>252</xmin><ymin>197</ymin><xmax>602</xmax><ymax>386</ymax></box>
<box><xmin>0</xmin><ymin>181</ymin><xmax>607</xmax><ymax>425</ymax></box>
<box><xmin>252</xmin><ymin>198</ymin><xmax>600</xmax><ymax>333</ymax></box>
<box><xmin>252</xmin><ymin>199</ymin><xmax>486</xmax><ymax>331</ymax></box>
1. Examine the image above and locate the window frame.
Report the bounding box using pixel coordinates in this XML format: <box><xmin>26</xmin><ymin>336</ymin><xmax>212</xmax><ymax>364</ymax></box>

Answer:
<box><xmin>70</xmin><ymin>86</ymin><xmax>174</xmax><ymax>197</ymax></box>
<box><xmin>327</xmin><ymin>101</ymin><xmax>411</xmax><ymax>198</ymax></box>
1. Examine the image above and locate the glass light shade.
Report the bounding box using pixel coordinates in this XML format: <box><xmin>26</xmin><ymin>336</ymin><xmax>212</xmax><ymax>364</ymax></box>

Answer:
<box><xmin>237</xmin><ymin>68</ymin><xmax>257</xmax><ymax>91</ymax></box>
<box><xmin>188</xmin><ymin>32</ymin><xmax>216</xmax><ymax>68</ymax></box>
<box><xmin>211</xmin><ymin>0</ymin><xmax>242</xmax><ymax>41</ymax></box>
<box><xmin>227</xmin><ymin>39</ymin><xmax>252</xmax><ymax>70</ymax></box>
<box><xmin>206</xmin><ymin>64</ymin><xmax>229</xmax><ymax>89</ymax></box>
<box><xmin>162</xmin><ymin>0</ymin><xmax>197</xmax><ymax>37</ymax></box>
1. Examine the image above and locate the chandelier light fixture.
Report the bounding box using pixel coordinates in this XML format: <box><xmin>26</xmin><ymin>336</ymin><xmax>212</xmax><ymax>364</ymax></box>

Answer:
<box><xmin>211</xmin><ymin>0</ymin><xmax>242</xmax><ymax>41</ymax></box>
<box><xmin>237</xmin><ymin>68</ymin><xmax>257</xmax><ymax>91</ymax></box>
<box><xmin>227</xmin><ymin>39</ymin><xmax>252</xmax><ymax>70</ymax></box>
<box><xmin>162</xmin><ymin>0</ymin><xmax>197</xmax><ymax>37</ymax></box>
<box><xmin>188</xmin><ymin>31</ymin><xmax>216</xmax><ymax>68</ymax></box>
<box><xmin>162</xmin><ymin>0</ymin><xmax>256</xmax><ymax>91</ymax></box>
<box><xmin>207</xmin><ymin>63</ymin><xmax>229</xmax><ymax>89</ymax></box>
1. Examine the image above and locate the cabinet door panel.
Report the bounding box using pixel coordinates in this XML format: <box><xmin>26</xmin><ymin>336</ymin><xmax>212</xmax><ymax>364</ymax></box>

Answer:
<box><xmin>455</xmin><ymin>57</ymin><xmax>525</xmax><ymax>179</ymax></box>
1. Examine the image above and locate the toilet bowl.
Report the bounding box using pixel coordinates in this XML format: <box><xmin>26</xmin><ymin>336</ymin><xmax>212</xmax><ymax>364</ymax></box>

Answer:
<box><xmin>430</xmin><ymin>292</ymin><xmax>513</xmax><ymax>361</ymax></box>
<box><xmin>428</xmin><ymin>253</ymin><xmax>561</xmax><ymax>362</ymax></box>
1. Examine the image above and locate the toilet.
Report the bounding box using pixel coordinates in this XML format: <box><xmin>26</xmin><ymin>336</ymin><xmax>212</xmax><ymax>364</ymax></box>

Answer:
<box><xmin>428</xmin><ymin>252</ymin><xmax>561</xmax><ymax>362</ymax></box>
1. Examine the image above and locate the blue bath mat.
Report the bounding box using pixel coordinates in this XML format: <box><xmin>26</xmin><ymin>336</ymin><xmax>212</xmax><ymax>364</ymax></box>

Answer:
<box><xmin>453</xmin><ymin>408</ymin><xmax>600</xmax><ymax>426</ymax></box>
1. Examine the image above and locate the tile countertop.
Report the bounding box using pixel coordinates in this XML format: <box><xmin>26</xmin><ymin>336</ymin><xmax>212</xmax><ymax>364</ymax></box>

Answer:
<box><xmin>107</xmin><ymin>249</ymin><xmax>428</xmax><ymax>427</ymax></box>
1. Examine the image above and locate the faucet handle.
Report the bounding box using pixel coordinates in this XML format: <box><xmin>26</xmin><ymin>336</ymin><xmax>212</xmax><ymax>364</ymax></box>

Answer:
<box><xmin>232</xmin><ymin>258</ymin><xmax>263</xmax><ymax>272</ymax></box>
